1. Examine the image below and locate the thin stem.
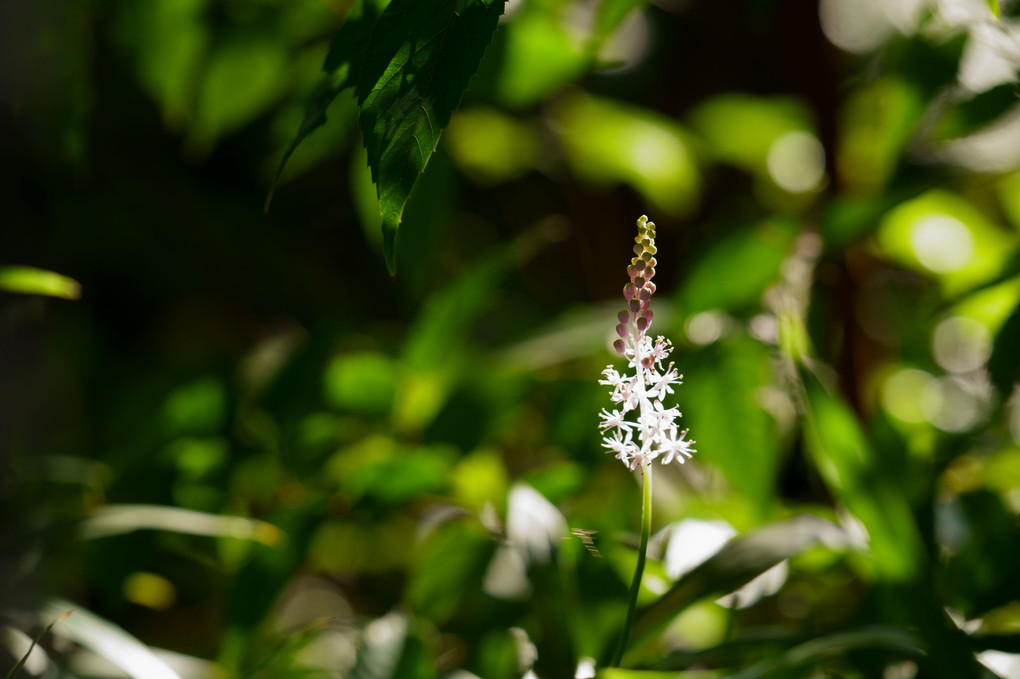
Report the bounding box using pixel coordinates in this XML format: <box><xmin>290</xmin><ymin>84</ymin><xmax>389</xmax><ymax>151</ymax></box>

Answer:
<box><xmin>610</xmin><ymin>457</ymin><xmax>653</xmax><ymax>668</ymax></box>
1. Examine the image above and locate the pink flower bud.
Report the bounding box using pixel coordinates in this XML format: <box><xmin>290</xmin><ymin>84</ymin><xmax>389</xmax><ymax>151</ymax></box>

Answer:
<box><xmin>616</xmin><ymin>323</ymin><xmax>628</xmax><ymax>338</ymax></box>
<box><xmin>618</xmin><ymin>310</ymin><xmax>629</xmax><ymax>324</ymax></box>
<box><xmin>613</xmin><ymin>339</ymin><xmax>626</xmax><ymax>355</ymax></box>
<box><xmin>636</xmin><ymin>317</ymin><xmax>648</xmax><ymax>332</ymax></box>
<box><xmin>623</xmin><ymin>283</ymin><xmax>636</xmax><ymax>300</ymax></box>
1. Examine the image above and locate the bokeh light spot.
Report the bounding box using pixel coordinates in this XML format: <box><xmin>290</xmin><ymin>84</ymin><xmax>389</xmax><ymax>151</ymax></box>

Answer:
<box><xmin>766</xmin><ymin>130</ymin><xmax>826</xmax><ymax>193</ymax></box>
<box><xmin>932</xmin><ymin>316</ymin><xmax>992</xmax><ymax>374</ymax></box>
<box><xmin>910</xmin><ymin>215</ymin><xmax>973</xmax><ymax>274</ymax></box>
<box><xmin>882</xmin><ymin>368</ymin><xmax>936</xmax><ymax>424</ymax></box>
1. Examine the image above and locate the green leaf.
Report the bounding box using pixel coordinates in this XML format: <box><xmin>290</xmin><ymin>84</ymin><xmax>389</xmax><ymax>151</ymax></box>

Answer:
<box><xmin>324</xmin><ymin>0</ymin><xmax>392</xmax><ymax>92</ymax></box>
<box><xmin>0</xmin><ymin>266</ymin><xmax>81</xmax><ymax>299</ymax></box>
<box><xmin>677</xmin><ymin>218</ymin><xmax>798</xmax><ymax>314</ymax></box>
<box><xmin>800</xmin><ymin>369</ymin><xmax>923</xmax><ymax>581</ymax></box>
<box><xmin>630</xmin><ymin>515</ymin><xmax>846</xmax><ymax>649</ymax></box>
<box><xmin>680</xmin><ymin>337</ymin><xmax>781</xmax><ymax>513</ymax></box>
<box><xmin>986</xmin><ymin>0</ymin><xmax>1001</xmax><ymax>18</ymax></box>
<box><xmin>267</xmin><ymin>0</ymin><xmax>389</xmax><ymax>211</ymax></box>
<box><xmin>357</xmin><ymin>0</ymin><xmax>507</xmax><ymax>275</ymax></box>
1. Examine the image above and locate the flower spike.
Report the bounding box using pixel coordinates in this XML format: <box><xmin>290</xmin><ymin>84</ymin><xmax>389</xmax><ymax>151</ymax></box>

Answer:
<box><xmin>598</xmin><ymin>216</ymin><xmax>696</xmax><ymax>469</ymax></box>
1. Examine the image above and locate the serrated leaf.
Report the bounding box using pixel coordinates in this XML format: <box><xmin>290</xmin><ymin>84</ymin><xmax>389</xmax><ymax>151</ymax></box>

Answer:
<box><xmin>629</xmin><ymin>515</ymin><xmax>846</xmax><ymax>650</ymax></box>
<box><xmin>267</xmin><ymin>0</ymin><xmax>389</xmax><ymax>211</ymax></box>
<box><xmin>358</xmin><ymin>0</ymin><xmax>507</xmax><ymax>275</ymax></box>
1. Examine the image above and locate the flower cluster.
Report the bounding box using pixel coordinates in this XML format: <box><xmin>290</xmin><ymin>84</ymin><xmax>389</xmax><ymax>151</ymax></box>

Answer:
<box><xmin>599</xmin><ymin>216</ymin><xmax>695</xmax><ymax>470</ymax></box>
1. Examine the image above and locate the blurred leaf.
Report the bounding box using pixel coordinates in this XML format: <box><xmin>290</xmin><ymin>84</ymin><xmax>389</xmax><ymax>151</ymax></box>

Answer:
<box><xmin>800</xmin><ymin>370</ymin><xmax>922</xmax><ymax>580</ymax></box>
<box><xmin>689</xmin><ymin>94</ymin><xmax>812</xmax><ymax>173</ymax></box>
<box><xmin>325</xmin><ymin>351</ymin><xmax>398</xmax><ymax>415</ymax></box>
<box><xmin>357</xmin><ymin>0</ymin><xmax>507</xmax><ymax>275</ymax></box>
<box><xmin>989</xmin><ymin>300</ymin><xmax>1020</xmax><ymax>396</ymax></box>
<box><xmin>348</xmin><ymin>612</ymin><xmax>410</xmax><ymax>679</ymax></box>
<box><xmin>408</xmin><ymin>522</ymin><xmax>495</xmax><ymax>624</ymax></box>
<box><xmin>933</xmin><ymin>83</ymin><xmax>1019</xmax><ymax>140</ymax></box>
<box><xmin>601</xmin><ymin>669</ymin><xmax>721</xmax><ymax>678</ymax></box>
<box><xmin>677</xmin><ymin>218</ymin><xmax>798</xmax><ymax>315</ymax></box>
<box><xmin>836</xmin><ymin>77</ymin><xmax>923</xmax><ymax>195</ymax></box>
<box><xmin>630</xmin><ymin>515</ymin><xmax>846</xmax><ymax>648</ymax></box>
<box><xmin>189</xmin><ymin>34</ymin><xmax>289</xmax><ymax>149</ymax></box>
<box><xmin>726</xmin><ymin>625</ymin><xmax>924</xmax><ymax>679</ymax></box>
<box><xmin>398</xmin><ymin>225</ymin><xmax>551</xmax><ymax>431</ymax></box>
<box><xmin>35</xmin><ymin>599</ymin><xmax>182</xmax><ymax>679</ymax></box>
<box><xmin>986</xmin><ymin>0</ymin><xmax>1001</xmax><ymax>19</ymax></box>
<box><xmin>876</xmin><ymin>189</ymin><xmax>1016</xmax><ymax>295</ymax></box>
<box><xmin>121</xmin><ymin>0</ymin><xmax>210</xmax><ymax>130</ymax></box>
<box><xmin>163</xmin><ymin>377</ymin><xmax>226</xmax><ymax>436</ymax></box>
<box><xmin>267</xmin><ymin>0</ymin><xmax>389</xmax><ymax>209</ymax></box>
<box><xmin>0</xmin><ymin>266</ymin><xmax>81</xmax><ymax>300</ymax></box>
<box><xmin>78</xmin><ymin>505</ymin><xmax>282</xmax><ymax>545</ymax></box>
<box><xmin>348</xmin><ymin>447</ymin><xmax>453</xmax><ymax>504</ymax></box>
<box><xmin>554</xmin><ymin>93</ymin><xmax>700</xmax><ymax>216</ymax></box>
<box><xmin>6</xmin><ymin>610</ymin><xmax>70</xmax><ymax>679</ymax></box>
<box><xmin>681</xmin><ymin>337</ymin><xmax>781</xmax><ymax>513</ymax></box>
<box><xmin>592</xmin><ymin>0</ymin><xmax>647</xmax><ymax>49</ymax></box>
<box><xmin>495</xmin><ymin>8</ymin><xmax>588</xmax><ymax>108</ymax></box>
<box><xmin>444</xmin><ymin>107</ymin><xmax>537</xmax><ymax>185</ymax></box>
<box><xmin>451</xmin><ymin>448</ymin><xmax>508</xmax><ymax>507</ymax></box>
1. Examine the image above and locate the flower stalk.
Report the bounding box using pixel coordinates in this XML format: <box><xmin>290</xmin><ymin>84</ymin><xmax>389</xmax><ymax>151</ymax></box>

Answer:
<box><xmin>600</xmin><ymin>215</ymin><xmax>695</xmax><ymax>667</ymax></box>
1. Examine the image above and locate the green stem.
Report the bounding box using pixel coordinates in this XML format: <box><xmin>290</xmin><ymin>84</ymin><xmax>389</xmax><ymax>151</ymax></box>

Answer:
<box><xmin>610</xmin><ymin>457</ymin><xmax>653</xmax><ymax>668</ymax></box>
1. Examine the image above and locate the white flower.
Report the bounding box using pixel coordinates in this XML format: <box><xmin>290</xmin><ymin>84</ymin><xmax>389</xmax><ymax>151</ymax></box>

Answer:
<box><xmin>598</xmin><ymin>216</ymin><xmax>695</xmax><ymax>470</ymax></box>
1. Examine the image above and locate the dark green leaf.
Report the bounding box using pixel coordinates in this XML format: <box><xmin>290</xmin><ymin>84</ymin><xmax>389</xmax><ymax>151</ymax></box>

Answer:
<box><xmin>358</xmin><ymin>0</ymin><xmax>507</xmax><ymax>275</ymax></box>
<box><xmin>630</xmin><ymin>515</ymin><xmax>846</xmax><ymax>648</ymax></box>
<box><xmin>324</xmin><ymin>0</ymin><xmax>391</xmax><ymax>92</ymax></box>
<box><xmin>266</xmin><ymin>0</ymin><xmax>389</xmax><ymax>211</ymax></box>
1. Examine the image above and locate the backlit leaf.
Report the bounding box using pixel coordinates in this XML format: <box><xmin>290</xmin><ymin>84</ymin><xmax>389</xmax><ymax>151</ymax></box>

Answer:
<box><xmin>357</xmin><ymin>0</ymin><xmax>508</xmax><ymax>274</ymax></box>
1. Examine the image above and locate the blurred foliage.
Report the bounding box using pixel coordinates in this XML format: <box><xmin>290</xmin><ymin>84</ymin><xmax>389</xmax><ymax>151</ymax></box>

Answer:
<box><xmin>3</xmin><ymin>0</ymin><xmax>1020</xmax><ymax>678</ymax></box>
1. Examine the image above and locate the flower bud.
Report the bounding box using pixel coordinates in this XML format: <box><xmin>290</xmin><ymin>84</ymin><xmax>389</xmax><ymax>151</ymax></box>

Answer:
<box><xmin>636</xmin><ymin>316</ymin><xmax>648</xmax><ymax>332</ymax></box>
<box><xmin>623</xmin><ymin>283</ymin><xmax>636</xmax><ymax>300</ymax></box>
<box><xmin>616</xmin><ymin>323</ymin><xmax>628</xmax><ymax>338</ymax></box>
<box><xmin>618</xmin><ymin>310</ymin><xmax>629</xmax><ymax>324</ymax></box>
<box><xmin>613</xmin><ymin>339</ymin><xmax>626</xmax><ymax>355</ymax></box>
